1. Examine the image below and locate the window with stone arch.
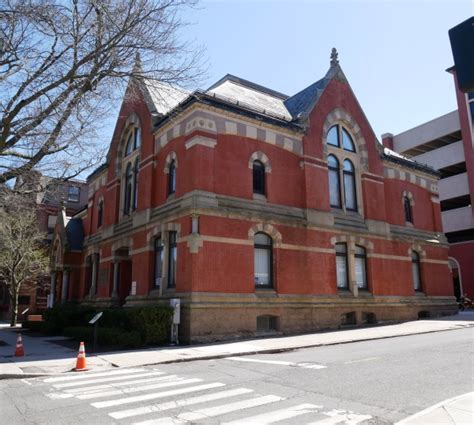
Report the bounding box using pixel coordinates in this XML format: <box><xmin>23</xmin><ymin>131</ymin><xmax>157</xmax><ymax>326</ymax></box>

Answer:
<box><xmin>326</xmin><ymin>124</ymin><xmax>360</xmax><ymax>212</ymax></box>
<box><xmin>121</xmin><ymin>123</ymin><xmax>141</xmax><ymax>216</ymax></box>
<box><xmin>402</xmin><ymin>191</ymin><xmax>414</xmax><ymax>224</ymax></box>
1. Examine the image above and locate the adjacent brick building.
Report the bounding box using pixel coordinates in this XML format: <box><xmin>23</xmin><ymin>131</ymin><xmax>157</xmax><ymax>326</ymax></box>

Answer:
<box><xmin>51</xmin><ymin>50</ymin><xmax>456</xmax><ymax>343</ymax></box>
<box><xmin>385</xmin><ymin>68</ymin><xmax>474</xmax><ymax>301</ymax></box>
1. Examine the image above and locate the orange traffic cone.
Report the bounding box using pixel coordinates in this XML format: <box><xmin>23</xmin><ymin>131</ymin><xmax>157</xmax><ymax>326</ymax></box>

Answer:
<box><xmin>14</xmin><ymin>333</ymin><xmax>24</xmax><ymax>357</ymax></box>
<box><xmin>74</xmin><ymin>341</ymin><xmax>88</xmax><ymax>371</ymax></box>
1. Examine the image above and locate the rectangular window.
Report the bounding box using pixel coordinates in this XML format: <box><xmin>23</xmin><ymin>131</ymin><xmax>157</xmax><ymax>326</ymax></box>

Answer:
<box><xmin>412</xmin><ymin>262</ymin><xmax>421</xmax><ymax>291</ymax></box>
<box><xmin>355</xmin><ymin>246</ymin><xmax>367</xmax><ymax>289</ymax></box>
<box><xmin>154</xmin><ymin>236</ymin><xmax>164</xmax><ymax>288</ymax></box>
<box><xmin>67</xmin><ymin>186</ymin><xmax>81</xmax><ymax>202</ymax></box>
<box><xmin>254</xmin><ymin>247</ymin><xmax>271</xmax><ymax>286</ymax></box>
<box><xmin>335</xmin><ymin>243</ymin><xmax>348</xmax><ymax>289</ymax></box>
<box><xmin>167</xmin><ymin>231</ymin><xmax>177</xmax><ymax>288</ymax></box>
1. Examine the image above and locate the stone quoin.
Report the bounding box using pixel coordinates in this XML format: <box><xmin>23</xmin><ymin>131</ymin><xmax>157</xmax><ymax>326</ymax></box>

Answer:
<box><xmin>51</xmin><ymin>50</ymin><xmax>456</xmax><ymax>343</ymax></box>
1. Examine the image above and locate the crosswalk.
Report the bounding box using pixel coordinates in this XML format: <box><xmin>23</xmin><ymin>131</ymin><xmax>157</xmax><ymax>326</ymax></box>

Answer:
<box><xmin>34</xmin><ymin>367</ymin><xmax>373</xmax><ymax>424</ymax></box>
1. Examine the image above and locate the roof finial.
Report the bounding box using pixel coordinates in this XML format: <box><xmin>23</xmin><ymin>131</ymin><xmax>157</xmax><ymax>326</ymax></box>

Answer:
<box><xmin>330</xmin><ymin>47</ymin><xmax>339</xmax><ymax>66</ymax></box>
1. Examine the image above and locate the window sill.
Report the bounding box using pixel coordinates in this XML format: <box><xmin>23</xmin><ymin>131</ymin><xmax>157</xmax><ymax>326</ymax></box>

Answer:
<box><xmin>357</xmin><ymin>289</ymin><xmax>373</xmax><ymax>297</ymax></box>
<box><xmin>414</xmin><ymin>291</ymin><xmax>425</xmax><ymax>296</ymax></box>
<box><xmin>255</xmin><ymin>287</ymin><xmax>276</xmax><ymax>296</ymax></box>
<box><xmin>252</xmin><ymin>193</ymin><xmax>267</xmax><ymax>202</ymax></box>
<box><xmin>337</xmin><ymin>289</ymin><xmax>353</xmax><ymax>296</ymax></box>
<box><xmin>167</xmin><ymin>193</ymin><xmax>176</xmax><ymax>201</ymax></box>
<box><xmin>405</xmin><ymin>222</ymin><xmax>414</xmax><ymax>228</ymax></box>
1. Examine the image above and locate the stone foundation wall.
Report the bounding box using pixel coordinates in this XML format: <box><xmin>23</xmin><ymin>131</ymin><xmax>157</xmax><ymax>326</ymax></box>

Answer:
<box><xmin>179</xmin><ymin>296</ymin><xmax>458</xmax><ymax>343</ymax></box>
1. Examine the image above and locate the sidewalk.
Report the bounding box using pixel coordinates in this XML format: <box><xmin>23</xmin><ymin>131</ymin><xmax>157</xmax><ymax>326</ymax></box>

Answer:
<box><xmin>396</xmin><ymin>392</ymin><xmax>474</xmax><ymax>425</ymax></box>
<box><xmin>1</xmin><ymin>311</ymin><xmax>473</xmax><ymax>379</ymax></box>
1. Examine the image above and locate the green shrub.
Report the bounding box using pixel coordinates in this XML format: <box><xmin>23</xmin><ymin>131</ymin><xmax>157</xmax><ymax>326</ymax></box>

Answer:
<box><xmin>63</xmin><ymin>326</ymin><xmax>94</xmax><ymax>343</ymax></box>
<box><xmin>128</xmin><ymin>306</ymin><xmax>173</xmax><ymax>345</ymax></box>
<box><xmin>63</xmin><ymin>326</ymin><xmax>141</xmax><ymax>348</ymax></box>
<box><xmin>22</xmin><ymin>321</ymin><xmax>43</xmax><ymax>332</ymax></box>
<box><xmin>43</xmin><ymin>304</ymin><xmax>173</xmax><ymax>346</ymax></box>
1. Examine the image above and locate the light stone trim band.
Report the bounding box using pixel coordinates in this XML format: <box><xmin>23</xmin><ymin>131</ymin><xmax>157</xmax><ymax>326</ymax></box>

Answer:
<box><xmin>384</xmin><ymin>166</ymin><xmax>437</xmax><ymax>193</ymax></box>
<box><xmin>155</xmin><ymin>108</ymin><xmax>302</xmax><ymax>155</ymax></box>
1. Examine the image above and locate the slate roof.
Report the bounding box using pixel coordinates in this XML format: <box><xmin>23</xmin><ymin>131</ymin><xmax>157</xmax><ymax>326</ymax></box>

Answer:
<box><xmin>142</xmin><ymin>79</ymin><xmax>190</xmax><ymax>116</ymax></box>
<box><xmin>206</xmin><ymin>75</ymin><xmax>292</xmax><ymax>121</ymax></box>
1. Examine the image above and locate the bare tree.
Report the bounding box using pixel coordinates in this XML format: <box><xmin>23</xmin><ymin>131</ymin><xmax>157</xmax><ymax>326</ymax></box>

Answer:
<box><xmin>0</xmin><ymin>0</ymin><xmax>202</xmax><ymax>186</ymax></box>
<box><xmin>0</xmin><ymin>190</ymin><xmax>48</xmax><ymax>326</ymax></box>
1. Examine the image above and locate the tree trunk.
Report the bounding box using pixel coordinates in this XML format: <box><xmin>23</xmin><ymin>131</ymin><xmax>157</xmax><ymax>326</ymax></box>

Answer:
<box><xmin>10</xmin><ymin>291</ymin><xmax>19</xmax><ymax>327</ymax></box>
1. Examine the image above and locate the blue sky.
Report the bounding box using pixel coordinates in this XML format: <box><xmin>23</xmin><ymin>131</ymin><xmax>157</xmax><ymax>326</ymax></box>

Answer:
<box><xmin>180</xmin><ymin>0</ymin><xmax>471</xmax><ymax>137</ymax></box>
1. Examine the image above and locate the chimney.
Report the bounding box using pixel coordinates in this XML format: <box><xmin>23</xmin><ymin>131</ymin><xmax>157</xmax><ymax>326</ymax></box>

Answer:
<box><xmin>381</xmin><ymin>133</ymin><xmax>394</xmax><ymax>151</ymax></box>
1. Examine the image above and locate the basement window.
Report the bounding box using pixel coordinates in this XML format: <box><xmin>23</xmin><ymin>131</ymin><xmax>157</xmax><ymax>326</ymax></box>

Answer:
<box><xmin>362</xmin><ymin>312</ymin><xmax>377</xmax><ymax>324</ymax></box>
<box><xmin>256</xmin><ymin>315</ymin><xmax>278</xmax><ymax>332</ymax></box>
<box><xmin>341</xmin><ymin>311</ymin><xmax>356</xmax><ymax>326</ymax></box>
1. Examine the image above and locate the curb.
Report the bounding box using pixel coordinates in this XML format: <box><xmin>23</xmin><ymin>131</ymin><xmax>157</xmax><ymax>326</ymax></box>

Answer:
<box><xmin>1</xmin><ymin>323</ymin><xmax>472</xmax><ymax>380</ymax></box>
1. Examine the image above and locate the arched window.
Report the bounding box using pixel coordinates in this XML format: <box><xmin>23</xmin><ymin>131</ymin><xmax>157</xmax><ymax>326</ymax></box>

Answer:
<box><xmin>168</xmin><ymin>231</ymin><xmax>177</xmax><ymax>288</ymax></box>
<box><xmin>168</xmin><ymin>160</ymin><xmax>176</xmax><ymax>196</ymax></box>
<box><xmin>328</xmin><ymin>155</ymin><xmax>341</xmax><ymax>208</ymax></box>
<box><xmin>343</xmin><ymin>159</ymin><xmax>357</xmax><ymax>211</ymax></box>
<box><xmin>412</xmin><ymin>251</ymin><xmax>422</xmax><ymax>292</ymax></box>
<box><xmin>404</xmin><ymin>196</ymin><xmax>413</xmax><ymax>223</ymax></box>
<box><xmin>326</xmin><ymin>124</ymin><xmax>355</xmax><ymax>152</ymax></box>
<box><xmin>133</xmin><ymin>158</ymin><xmax>139</xmax><ymax>211</ymax></box>
<box><xmin>253</xmin><ymin>160</ymin><xmax>266</xmax><ymax>195</ymax></box>
<box><xmin>123</xmin><ymin>162</ymin><xmax>133</xmax><ymax>215</ymax></box>
<box><xmin>254</xmin><ymin>232</ymin><xmax>272</xmax><ymax>287</ymax></box>
<box><xmin>355</xmin><ymin>245</ymin><xmax>367</xmax><ymax>289</ymax></box>
<box><xmin>335</xmin><ymin>243</ymin><xmax>348</xmax><ymax>289</ymax></box>
<box><xmin>326</xmin><ymin>124</ymin><xmax>359</xmax><ymax>212</ymax></box>
<box><xmin>97</xmin><ymin>200</ymin><xmax>104</xmax><ymax>228</ymax></box>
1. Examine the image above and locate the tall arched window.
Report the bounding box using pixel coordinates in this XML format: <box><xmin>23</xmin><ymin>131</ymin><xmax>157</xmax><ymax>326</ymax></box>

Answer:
<box><xmin>328</xmin><ymin>155</ymin><xmax>341</xmax><ymax>208</ymax></box>
<box><xmin>343</xmin><ymin>159</ymin><xmax>357</xmax><ymax>211</ymax></box>
<box><xmin>404</xmin><ymin>195</ymin><xmax>413</xmax><ymax>223</ymax></box>
<box><xmin>121</xmin><ymin>123</ymin><xmax>141</xmax><ymax>217</ymax></box>
<box><xmin>133</xmin><ymin>158</ymin><xmax>139</xmax><ymax>211</ymax></box>
<box><xmin>123</xmin><ymin>162</ymin><xmax>133</xmax><ymax>215</ymax></box>
<box><xmin>355</xmin><ymin>245</ymin><xmax>367</xmax><ymax>289</ymax></box>
<box><xmin>412</xmin><ymin>251</ymin><xmax>422</xmax><ymax>292</ymax></box>
<box><xmin>254</xmin><ymin>232</ymin><xmax>272</xmax><ymax>288</ymax></box>
<box><xmin>326</xmin><ymin>124</ymin><xmax>359</xmax><ymax>212</ymax></box>
<box><xmin>253</xmin><ymin>160</ymin><xmax>266</xmax><ymax>195</ymax></box>
<box><xmin>97</xmin><ymin>200</ymin><xmax>104</xmax><ymax>228</ymax></box>
<box><xmin>168</xmin><ymin>160</ymin><xmax>176</xmax><ymax>195</ymax></box>
<box><xmin>335</xmin><ymin>243</ymin><xmax>348</xmax><ymax>289</ymax></box>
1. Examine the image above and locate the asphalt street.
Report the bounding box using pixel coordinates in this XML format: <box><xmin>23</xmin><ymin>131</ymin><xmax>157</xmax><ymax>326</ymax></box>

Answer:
<box><xmin>1</xmin><ymin>327</ymin><xmax>472</xmax><ymax>424</ymax></box>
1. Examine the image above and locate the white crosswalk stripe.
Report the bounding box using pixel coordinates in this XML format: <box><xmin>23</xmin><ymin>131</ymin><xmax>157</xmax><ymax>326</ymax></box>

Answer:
<box><xmin>53</xmin><ymin>370</ymin><xmax>165</xmax><ymax>388</ymax></box>
<box><xmin>37</xmin><ymin>367</ymin><xmax>373</xmax><ymax>425</ymax></box>
<box><xmin>64</xmin><ymin>374</ymin><xmax>178</xmax><ymax>394</ymax></box>
<box><xmin>109</xmin><ymin>387</ymin><xmax>254</xmax><ymax>419</ymax></box>
<box><xmin>43</xmin><ymin>368</ymin><xmax>145</xmax><ymax>383</ymax></box>
<box><xmin>91</xmin><ymin>382</ymin><xmax>226</xmax><ymax>408</ymax></box>
<box><xmin>77</xmin><ymin>377</ymin><xmax>202</xmax><ymax>400</ymax></box>
<box><xmin>132</xmin><ymin>395</ymin><xmax>284</xmax><ymax>425</ymax></box>
<box><xmin>222</xmin><ymin>403</ymin><xmax>323</xmax><ymax>424</ymax></box>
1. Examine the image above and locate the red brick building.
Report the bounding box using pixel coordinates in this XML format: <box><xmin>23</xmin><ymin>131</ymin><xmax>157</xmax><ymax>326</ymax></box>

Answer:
<box><xmin>51</xmin><ymin>50</ymin><xmax>456</xmax><ymax>343</ymax></box>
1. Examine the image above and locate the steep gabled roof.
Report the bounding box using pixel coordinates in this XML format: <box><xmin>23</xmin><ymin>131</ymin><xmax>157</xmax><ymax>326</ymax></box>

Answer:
<box><xmin>284</xmin><ymin>50</ymin><xmax>348</xmax><ymax>120</ymax></box>
<box><xmin>141</xmin><ymin>79</ymin><xmax>190</xmax><ymax>116</ymax></box>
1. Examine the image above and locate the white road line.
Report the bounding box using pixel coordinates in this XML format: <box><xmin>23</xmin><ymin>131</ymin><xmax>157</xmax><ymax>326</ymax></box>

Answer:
<box><xmin>92</xmin><ymin>382</ymin><xmax>226</xmax><ymax>408</ymax></box>
<box><xmin>109</xmin><ymin>388</ymin><xmax>254</xmax><ymax>419</ymax></box>
<box><xmin>77</xmin><ymin>378</ymin><xmax>202</xmax><ymax>400</ymax></box>
<box><xmin>44</xmin><ymin>368</ymin><xmax>146</xmax><ymax>383</ymax></box>
<box><xmin>64</xmin><ymin>374</ymin><xmax>177</xmax><ymax>394</ymax></box>
<box><xmin>226</xmin><ymin>357</ymin><xmax>327</xmax><ymax>370</ymax></box>
<box><xmin>54</xmin><ymin>371</ymin><xmax>166</xmax><ymax>388</ymax></box>
<box><xmin>306</xmin><ymin>412</ymin><xmax>372</xmax><ymax>424</ymax></box>
<box><xmin>223</xmin><ymin>403</ymin><xmax>323</xmax><ymax>424</ymax></box>
<box><xmin>226</xmin><ymin>357</ymin><xmax>294</xmax><ymax>366</ymax></box>
<box><xmin>344</xmin><ymin>357</ymin><xmax>379</xmax><ymax>364</ymax></box>
<box><xmin>133</xmin><ymin>395</ymin><xmax>285</xmax><ymax>425</ymax></box>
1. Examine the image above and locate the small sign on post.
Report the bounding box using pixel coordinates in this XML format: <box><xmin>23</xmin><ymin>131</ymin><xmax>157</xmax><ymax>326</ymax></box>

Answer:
<box><xmin>89</xmin><ymin>312</ymin><xmax>103</xmax><ymax>353</ymax></box>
